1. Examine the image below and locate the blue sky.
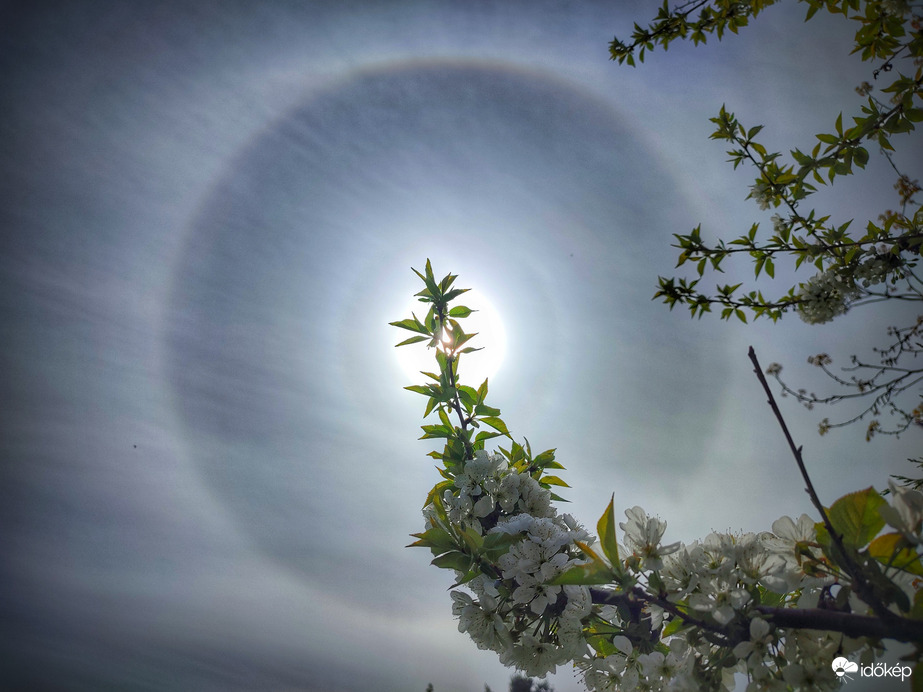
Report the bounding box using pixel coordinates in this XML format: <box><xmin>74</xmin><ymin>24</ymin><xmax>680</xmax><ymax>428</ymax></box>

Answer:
<box><xmin>2</xmin><ymin>2</ymin><xmax>920</xmax><ymax>690</ymax></box>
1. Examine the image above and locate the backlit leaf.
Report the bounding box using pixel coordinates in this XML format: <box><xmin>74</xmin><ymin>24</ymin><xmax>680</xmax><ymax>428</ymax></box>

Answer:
<box><xmin>827</xmin><ymin>487</ymin><xmax>886</xmax><ymax>550</ymax></box>
<box><xmin>597</xmin><ymin>494</ymin><xmax>621</xmax><ymax>566</ymax></box>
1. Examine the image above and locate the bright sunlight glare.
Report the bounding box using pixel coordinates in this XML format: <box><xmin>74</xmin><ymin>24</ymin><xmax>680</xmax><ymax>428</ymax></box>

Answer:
<box><xmin>394</xmin><ymin>288</ymin><xmax>507</xmax><ymax>388</ymax></box>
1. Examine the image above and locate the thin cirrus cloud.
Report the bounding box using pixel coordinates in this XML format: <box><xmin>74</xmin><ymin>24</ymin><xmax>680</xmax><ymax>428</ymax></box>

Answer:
<box><xmin>1</xmin><ymin>3</ymin><xmax>919</xmax><ymax>691</ymax></box>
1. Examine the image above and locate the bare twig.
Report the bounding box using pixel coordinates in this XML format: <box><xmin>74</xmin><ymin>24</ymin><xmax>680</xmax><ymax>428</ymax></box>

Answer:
<box><xmin>748</xmin><ymin>346</ymin><xmax>899</xmax><ymax>626</ymax></box>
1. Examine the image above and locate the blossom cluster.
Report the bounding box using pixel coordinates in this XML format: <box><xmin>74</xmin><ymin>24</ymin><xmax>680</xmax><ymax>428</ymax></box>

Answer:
<box><xmin>795</xmin><ymin>266</ymin><xmax>861</xmax><ymax>324</ymax></box>
<box><xmin>853</xmin><ymin>251</ymin><xmax>897</xmax><ymax>288</ymax></box>
<box><xmin>445</xmin><ymin>471</ymin><xmax>923</xmax><ymax>689</ymax></box>
<box><xmin>424</xmin><ymin>450</ymin><xmax>593</xmax><ymax>677</ymax></box>
<box><xmin>577</xmin><ymin>507</ymin><xmax>905</xmax><ymax>692</ymax></box>
<box><xmin>795</xmin><ymin>249</ymin><xmax>904</xmax><ymax>323</ymax></box>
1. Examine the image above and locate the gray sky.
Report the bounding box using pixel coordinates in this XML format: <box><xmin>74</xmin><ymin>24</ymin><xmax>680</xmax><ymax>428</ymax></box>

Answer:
<box><xmin>2</xmin><ymin>2</ymin><xmax>920</xmax><ymax>690</ymax></box>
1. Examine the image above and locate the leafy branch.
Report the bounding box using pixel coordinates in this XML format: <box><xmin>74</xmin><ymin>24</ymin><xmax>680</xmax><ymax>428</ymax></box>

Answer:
<box><xmin>395</xmin><ymin>262</ymin><xmax>923</xmax><ymax>689</ymax></box>
<box><xmin>609</xmin><ymin>0</ymin><xmax>778</xmax><ymax>66</ymax></box>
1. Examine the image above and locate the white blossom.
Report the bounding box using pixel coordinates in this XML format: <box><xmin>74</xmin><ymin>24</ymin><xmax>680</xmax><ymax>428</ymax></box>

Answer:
<box><xmin>749</xmin><ymin>180</ymin><xmax>774</xmax><ymax>210</ymax></box>
<box><xmin>451</xmin><ymin>591</ymin><xmax>511</xmax><ymax>652</ymax></box>
<box><xmin>434</xmin><ymin>444</ymin><xmax>921</xmax><ymax>692</ymax></box>
<box><xmin>795</xmin><ymin>267</ymin><xmax>859</xmax><ymax>324</ymax></box>
<box><xmin>770</xmin><ymin>213</ymin><xmax>787</xmax><ymax>234</ymax></box>
<box><xmin>853</xmin><ymin>252</ymin><xmax>894</xmax><ymax>288</ymax></box>
<box><xmin>501</xmin><ymin>632</ymin><xmax>569</xmax><ymax>677</ymax></box>
<box><xmin>762</xmin><ymin>514</ymin><xmax>829</xmax><ymax>591</ymax></box>
<box><xmin>733</xmin><ymin>617</ymin><xmax>774</xmax><ymax>670</ymax></box>
<box><xmin>518</xmin><ymin>473</ymin><xmax>554</xmax><ymax>517</ymax></box>
<box><xmin>620</xmin><ymin>505</ymin><xmax>681</xmax><ymax>570</ymax></box>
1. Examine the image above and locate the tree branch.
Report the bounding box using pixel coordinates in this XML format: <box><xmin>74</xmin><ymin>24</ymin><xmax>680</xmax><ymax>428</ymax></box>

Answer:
<box><xmin>756</xmin><ymin>605</ymin><xmax>923</xmax><ymax>643</ymax></box>
<box><xmin>748</xmin><ymin>346</ymin><xmax>900</xmax><ymax>626</ymax></box>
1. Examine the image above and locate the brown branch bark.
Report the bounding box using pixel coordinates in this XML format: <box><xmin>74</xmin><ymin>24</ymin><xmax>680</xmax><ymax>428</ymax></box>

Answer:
<box><xmin>756</xmin><ymin>606</ymin><xmax>923</xmax><ymax>643</ymax></box>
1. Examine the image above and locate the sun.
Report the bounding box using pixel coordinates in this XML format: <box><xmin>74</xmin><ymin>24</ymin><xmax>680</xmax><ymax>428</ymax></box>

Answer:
<box><xmin>394</xmin><ymin>287</ymin><xmax>507</xmax><ymax>388</ymax></box>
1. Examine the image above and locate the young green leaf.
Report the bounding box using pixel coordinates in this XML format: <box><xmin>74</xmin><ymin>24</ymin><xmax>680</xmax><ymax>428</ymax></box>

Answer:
<box><xmin>395</xmin><ymin>334</ymin><xmax>429</xmax><ymax>347</ymax></box>
<box><xmin>539</xmin><ymin>475</ymin><xmax>570</xmax><ymax>488</ymax></box>
<box><xmin>481</xmin><ymin>416</ymin><xmax>511</xmax><ymax>437</ymax></box>
<box><xmin>597</xmin><ymin>494</ymin><xmax>621</xmax><ymax>567</ymax></box>
<box><xmin>431</xmin><ymin>551</ymin><xmax>472</xmax><ymax>572</ymax></box>
<box><xmin>408</xmin><ymin>526</ymin><xmax>457</xmax><ymax>555</ymax></box>
<box><xmin>549</xmin><ymin>561</ymin><xmax>614</xmax><ymax>585</ymax></box>
<box><xmin>827</xmin><ymin>487</ymin><xmax>887</xmax><ymax>550</ymax></box>
<box><xmin>868</xmin><ymin>532</ymin><xmax>923</xmax><ymax>576</ymax></box>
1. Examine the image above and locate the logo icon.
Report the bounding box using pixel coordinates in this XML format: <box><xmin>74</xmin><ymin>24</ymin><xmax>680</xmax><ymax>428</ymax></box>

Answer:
<box><xmin>832</xmin><ymin>657</ymin><xmax>859</xmax><ymax>683</ymax></box>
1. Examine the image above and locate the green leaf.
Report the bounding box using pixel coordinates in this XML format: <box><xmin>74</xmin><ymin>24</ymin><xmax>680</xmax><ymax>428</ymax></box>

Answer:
<box><xmin>662</xmin><ymin>614</ymin><xmax>689</xmax><ymax>637</ymax></box>
<box><xmin>420</xmin><ymin>424</ymin><xmax>453</xmax><ymax>440</ymax></box>
<box><xmin>540</xmin><ymin>475</ymin><xmax>571</xmax><ymax>488</ymax></box>
<box><xmin>474</xmin><ymin>430</ymin><xmax>501</xmax><ymax>444</ymax></box>
<box><xmin>575</xmin><ymin>540</ymin><xmax>607</xmax><ymax>565</ymax></box>
<box><xmin>758</xmin><ymin>589</ymin><xmax>786</xmax><ymax>607</ymax></box>
<box><xmin>395</xmin><ymin>334</ymin><xmax>428</xmax><ymax>347</ymax></box>
<box><xmin>423</xmin><ymin>480</ymin><xmax>452</xmax><ymax>509</ymax></box>
<box><xmin>597</xmin><ymin>494</ymin><xmax>621</xmax><ymax>566</ymax></box>
<box><xmin>482</xmin><ymin>532</ymin><xmax>519</xmax><ymax>561</ymax></box>
<box><xmin>480</xmin><ymin>416</ymin><xmax>511</xmax><ymax>437</ymax></box>
<box><xmin>461</xmin><ymin>525</ymin><xmax>484</xmax><ymax>553</ymax></box>
<box><xmin>457</xmin><ymin>385</ymin><xmax>478</xmax><ymax>405</ymax></box>
<box><xmin>474</xmin><ymin>403</ymin><xmax>501</xmax><ymax>417</ymax></box>
<box><xmin>435</xmin><ymin>349</ymin><xmax>448</xmax><ymax>372</ymax></box>
<box><xmin>868</xmin><ymin>532</ymin><xmax>923</xmax><ymax>576</ymax></box>
<box><xmin>541</xmin><ymin>461</ymin><xmax>565</xmax><ymax>471</ymax></box>
<box><xmin>443</xmin><ymin>288</ymin><xmax>470</xmax><ymax>302</ymax></box>
<box><xmin>827</xmin><ymin>487</ymin><xmax>887</xmax><ymax>550</ymax></box>
<box><xmin>449</xmin><ymin>569</ymin><xmax>481</xmax><ymax>589</ymax></box>
<box><xmin>408</xmin><ymin>526</ymin><xmax>457</xmax><ymax>554</ymax></box>
<box><xmin>389</xmin><ymin>317</ymin><xmax>428</xmax><ymax>334</ymax></box>
<box><xmin>431</xmin><ymin>551</ymin><xmax>471</xmax><ymax>572</ymax></box>
<box><xmin>414</xmin><ymin>260</ymin><xmax>441</xmax><ymax>299</ymax></box>
<box><xmin>533</xmin><ymin>449</ymin><xmax>559</xmax><ymax>468</ymax></box>
<box><xmin>448</xmin><ymin>305</ymin><xmax>475</xmax><ymax>318</ymax></box>
<box><xmin>440</xmin><ymin>273</ymin><xmax>458</xmax><ymax>293</ymax></box>
<box><xmin>424</xmin><ymin>305</ymin><xmax>436</xmax><ymax>331</ymax></box>
<box><xmin>549</xmin><ymin>561</ymin><xmax>614</xmax><ymax>585</ymax></box>
<box><xmin>482</xmin><ymin>531</ymin><xmax>518</xmax><ymax>551</ymax></box>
